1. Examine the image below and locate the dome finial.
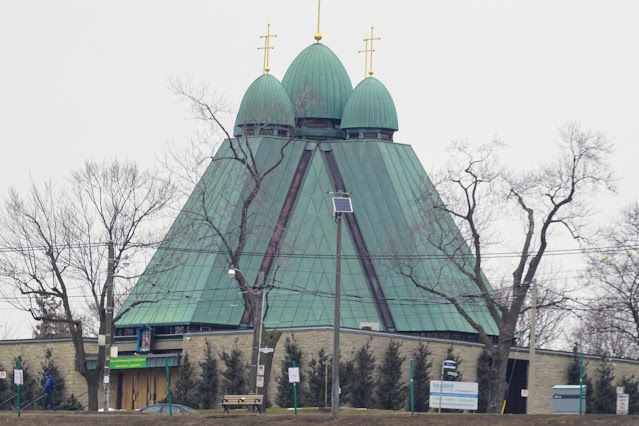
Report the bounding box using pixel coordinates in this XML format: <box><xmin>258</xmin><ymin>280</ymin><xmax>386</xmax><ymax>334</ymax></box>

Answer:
<box><xmin>359</xmin><ymin>26</ymin><xmax>381</xmax><ymax>78</ymax></box>
<box><xmin>258</xmin><ymin>23</ymin><xmax>277</xmax><ymax>74</ymax></box>
<box><xmin>314</xmin><ymin>0</ymin><xmax>322</xmax><ymax>42</ymax></box>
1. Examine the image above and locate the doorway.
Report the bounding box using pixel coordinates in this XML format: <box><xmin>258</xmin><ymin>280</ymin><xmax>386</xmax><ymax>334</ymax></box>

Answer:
<box><xmin>116</xmin><ymin>367</ymin><xmax>179</xmax><ymax>410</ymax></box>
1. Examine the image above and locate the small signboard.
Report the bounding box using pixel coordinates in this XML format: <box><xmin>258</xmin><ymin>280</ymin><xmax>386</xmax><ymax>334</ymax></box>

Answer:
<box><xmin>14</xmin><ymin>369</ymin><xmax>23</xmax><ymax>385</ymax></box>
<box><xmin>429</xmin><ymin>380</ymin><xmax>478</xmax><ymax>410</ymax></box>
<box><xmin>259</xmin><ymin>347</ymin><xmax>274</xmax><ymax>353</ymax></box>
<box><xmin>288</xmin><ymin>367</ymin><xmax>300</xmax><ymax>383</ymax></box>
<box><xmin>0</xmin><ymin>371</ymin><xmax>6</xmax><ymax>379</ymax></box>
<box><xmin>446</xmin><ymin>371</ymin><xmax>459</xmax><ymax>378</ymax></box>
<box><xmin>256</xmin><ymin>376</ymin><xmax>264</xmax><ymax>388</ymax></box>
<box><xmin>521</xmin><ymin>389</ymin><xmax>529</xmax><ymax>398</ymax></box>
<box><xmin>617</xmin><ymin>386</ymin><xmax>624</xmax><ymax>394</ymax></box>
<box><xmin>257</xmin><ymin>365</ymin><xmax>265</xmax><ymax>376</ymax></box>
<box><xmin>110</xmin><ymin>357</ymin><xmax>147</xmax><ymax>370</ymax></box>
<box><xmin>103</xmin><ymin>375</ymin><xmax>110</xmax><ymax>384</ymax></box>
<box><xmin>617</xmin><ymin>393</ymin><xmax>629</xmax><ymax>415</ymax></box>
<box><xmin>443</xmin><ymin>360</ymin><xmax>457</xmax><ymax>369</ymax></box>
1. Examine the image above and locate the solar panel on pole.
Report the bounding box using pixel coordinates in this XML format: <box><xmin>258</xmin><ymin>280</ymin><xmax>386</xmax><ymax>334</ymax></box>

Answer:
<box><xmin>332</xmin><ymin>197</ymin><xmax>353</xmax><ymax>216</ymax></box>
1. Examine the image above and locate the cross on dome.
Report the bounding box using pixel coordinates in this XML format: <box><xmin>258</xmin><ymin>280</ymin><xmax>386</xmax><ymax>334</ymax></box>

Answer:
<box><xmin>258</xmin><ymin>23</ymin><xmax>277</xmax><ymax>74</ymax></box>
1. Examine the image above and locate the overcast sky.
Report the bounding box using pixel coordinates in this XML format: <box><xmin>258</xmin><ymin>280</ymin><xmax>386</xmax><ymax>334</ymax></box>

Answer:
<box><xmin>1</xmin><ymin>1</ymin><xmax>638</xmax><ymax>338</ymax></box>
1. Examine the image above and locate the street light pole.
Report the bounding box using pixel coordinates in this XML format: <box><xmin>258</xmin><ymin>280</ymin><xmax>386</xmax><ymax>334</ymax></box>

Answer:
<box><xmin>229</xmin><ymin>267</ymin><xmax>265</xmax><ymax>399</ymax></box>
<box><xmin>331</xmin><ymin>207</ymin><xmax>342</xmax><ymax>420</ymax></box>
<box><xmin>254</xmin><ymin>272</ymin><xmax>266</xmax><ymax>395</ymax></box>
<box><xmin>528</xmin><ymin>279</ymin><xmax>537</xmax><ymax>414</ymax></box>
<box><xmin>103</xmin><ymin>239</ymin><xmax>115</xmax><ymax>413</ymax></box>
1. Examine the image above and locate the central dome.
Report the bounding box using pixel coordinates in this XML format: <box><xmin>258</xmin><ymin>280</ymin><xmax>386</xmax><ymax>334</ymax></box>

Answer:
<box><xmin>282</xmin><ymin>44</ymin><xmax>352</xmax><ymax>120</ymax></box>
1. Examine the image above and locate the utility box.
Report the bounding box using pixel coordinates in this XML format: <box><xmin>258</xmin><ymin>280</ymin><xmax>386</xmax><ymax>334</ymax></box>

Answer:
<box><xmin>553</xmin><ymin>385</ymin><xmax>587</xmax><ymax>414</ymax></box>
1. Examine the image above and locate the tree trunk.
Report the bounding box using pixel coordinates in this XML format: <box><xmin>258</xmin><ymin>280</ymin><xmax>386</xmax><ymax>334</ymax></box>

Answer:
<box><xmin>486</xmin><ymin>347</ymin><xmax>510</xmax><ymax>413</ymax></box>
<box><xmin>86</xmin><ymin>374</ymin><xmax>100</xmax><ymax>411</ymax></box>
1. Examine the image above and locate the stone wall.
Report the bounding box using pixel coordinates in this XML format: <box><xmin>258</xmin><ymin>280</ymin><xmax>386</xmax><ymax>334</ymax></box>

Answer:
<box><xmin>3</xmin><ymin>329</ymin><xmax>639</xmax><ymax>414</ymax></box>
<box><xmin>0</xmin><ymin>337</ymin><xmax>103</xmax><ymax>409</ymax></box>
<box><xmin>184</xmin><ymin>328</ymin><xmax>639</xmax><ymax>414</ymax></box>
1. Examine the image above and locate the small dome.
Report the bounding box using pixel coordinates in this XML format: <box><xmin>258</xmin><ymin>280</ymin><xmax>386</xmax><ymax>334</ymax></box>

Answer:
<box><xmin>341</xmin><ymin>77</ymin><xmax>398</xmax><ymax>131</ymax></box>
<box><xmin>282</xmin><ymin>44</ymin><xmax>352</xmax><ymax>120</ymax></box>
<box><xmin>235</xmin><ymin>74</ymin><xmax>294</xmax><ymax>130</ymax></box>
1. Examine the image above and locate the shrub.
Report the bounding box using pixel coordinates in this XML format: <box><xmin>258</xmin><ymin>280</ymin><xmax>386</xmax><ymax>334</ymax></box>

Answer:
<box><xmin>219</xmin><ymin>345</ymin><xmax>248</xmax><ymax>395</ymax></box>
<box><xmin>350</xmin><ymin>341</ymin><xmax>376</xmax><ymax>408</ymax></box>
<box><xmin>376</xmin><ymin>340</ymin><xmax>407</xmax><ymax>410</ymax></box>
<box><xmin>275</xmin><ymin>335</ymin><xmax>304</xmax><ymax>408</ymax></box>
<box><xmin>412</xmin><ymin>343</ymin><xmax>432</xmax><ymax>412</ymax></box>
<box><xmin>305</xmin><ymin>347</ymin><xmax>330</xmax><ymax>407</ymax></box>
<box><xmin>198</xmin><ymin>339</ymin><xmax>219</xmax><ymax>409</ymax></box>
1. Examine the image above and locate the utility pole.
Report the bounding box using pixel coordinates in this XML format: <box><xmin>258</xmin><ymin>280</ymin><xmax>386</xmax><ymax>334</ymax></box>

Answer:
<box><xmin>332</xmin><ymin>192</ymin><xmax>344</xmax><ymax>420</ymax></box>
<box><xmin>528</xmin><ymin>279</ymin><xmax>537</xmax><ymax>414</ymax></box>
<box><xmin>253</xmin><ymin>272</ymin><xmax>265</xmax><ymax>395</ymax></box>
<box><xmin>103</xmin><ymin>239</ymin><xmax>115</xmax><ymax>413</ymax></box>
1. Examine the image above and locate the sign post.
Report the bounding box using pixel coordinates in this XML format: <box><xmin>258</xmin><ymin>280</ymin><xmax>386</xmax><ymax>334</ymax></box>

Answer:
<box><xmin>289</xmin><ymin>362</ymin><xmax>300</xmax><ymax>415</ymax></box>
<box><xmin>617</xmin><ymin>392</ymin><xmax>629</xmax><ymax>415</ymax></box>
<box><xmin>439</xmin><ymin>360</ymin><xmax>457</xmax><ymax>413</ymax></box>
<box><xmin>165</xmin><ymin>359</ymin><xmax>172</xmax><ymax>417</ymax></box>
<box><xmin>579</xmin><ymin>354</ymin><xmax>584</xmax><ymax>414</ymax></box>
<box><xmin>15</xmin><ymin>359</ymin><xmax>21</xmax><ymax>418</ymax></box>
<box><xmin>410</xmin><ymin>359</ymin><xmax>414</xmax><ymax>415</ymax></box>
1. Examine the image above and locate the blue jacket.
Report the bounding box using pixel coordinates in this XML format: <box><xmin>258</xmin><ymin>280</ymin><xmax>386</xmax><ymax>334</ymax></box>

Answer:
<box><xmin>45</xmin><ymin>376</ymin><xmax>55</xmax><ymax>392</ymax></box>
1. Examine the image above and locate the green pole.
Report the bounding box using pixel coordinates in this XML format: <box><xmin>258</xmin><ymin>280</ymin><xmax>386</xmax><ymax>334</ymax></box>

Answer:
<box><xmin>410</xmin><ymin>359</ymin><xmax>414</xmax><ymax>415</ymax></box>
<box><xmin>165</xmin><ymin>359</ymin><xmax>172</xmax><ymax>417</ymax></box>
<box><xmin>293</xmin><ymin>360</ymin><xmax>297</xmax><ymax>415</ymax></box>
<box><xmin>579</xmin><ymin>354</ymin><xmax>584</xmax><ymax>415</ymax></box>
<box><xmin>16</xmin><ymin>358</ymin><xmax>20</xmax><ymax>418</ymax></box>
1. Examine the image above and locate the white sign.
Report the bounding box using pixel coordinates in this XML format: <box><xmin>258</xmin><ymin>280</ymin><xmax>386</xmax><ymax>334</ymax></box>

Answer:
<box><xmin>617</xmin><ymin>386</ymin><xmax>624</xmax><ymax>394</ymax></box>
<box><xmin>256</xmin><ymin>376</ymin><xmax>264</xmax><ymax>388</ymax></box>
<box><xmin>259</xmin><ymin>347</ymin><xmax>274</xmax><ymax>353</ymax></box>
<box><xmin>0</xmin><ymin>371</ymin><xmax>6</xmax><ymax>379</ymax></box>
<box><xmin>103</xmin><ymin>375</ymin><xmax>110</xmax><ymax>384</ymax></box>
<box><xmin>429</xmin><ymin>380</ymin><xmax>478</xmax><ymax>410</ymax></box>
<box><xmin>446</xmin><ymin>371</ymin><xmax>459</xmax><ymax>378</ymax></box>
<box><xmin>288</xmin><ymin>367</ymin><xmax>300</xmax><ymax>383</ymax></box>
<box><xmin>521</xmin><ymin>389</ymin><xmax>529</xmax><ymax>398</ymax></box>
<box><xmin>257</xmin><ymin>365</ymin><xmax>265</xmax><ymax>376</ymax></box>
<box><xmin>443</xmin><ymin>360</ymin><xmax>457</xmax><ymax>369</ymax></box>
<box><xmin>14</xmin><ymin>369</ymin><xmax>23</xmax><ymax>385</ymax></box>
<box><xmin>617</xmin><ymin>393</ymin><xmax>629</xmax><ymax>415</ymax></box>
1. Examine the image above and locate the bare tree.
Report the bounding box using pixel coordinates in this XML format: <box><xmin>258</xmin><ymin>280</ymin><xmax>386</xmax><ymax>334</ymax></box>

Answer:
<box><xmin>168</xmin><ymin>78</ymin><xmax>309</xmax><ymax>404</ymax></box>
<box><xmin>571</xmin><ymin>307</ymin><xmax>639</xmax><ymax>359</ymax></box>
<box><xmin>0</xmin><ymin>160</ymin><xmax>175</xmax><ymax>410</ymax></box>
<box><xmin>574</xmin><ymin>202</ymin><xmax>639</xmax><ymax>358</ymax></box>
<box><xmin>515</xmin><ymin>281</ymin><xmax>572</xmax><ymax>350</ymax></box>
<box><xmin>390</xmin><ymin>123</ymin><xmax>613</xmax><ymax>412</ymax></box>
<box><xmin>0</xmin><ymin>322</ymin><xmax>18</xmax><ymax>340</ymax></box>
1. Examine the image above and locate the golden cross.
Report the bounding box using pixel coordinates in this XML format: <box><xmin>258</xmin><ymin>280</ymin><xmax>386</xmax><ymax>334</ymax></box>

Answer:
<box><xmin>315</xmin><ymin>0</ymin><xmax>322</xmax><ymax>42</ymax></box>
<box><xmin>360</xmin><ymin>26</ymin><xmax>381</xmax><ymax>78</ymax></box>
<box><xmin>358</xmin><ymin>39</ymin><xmax>370</xmax><ymax>79</ymax></box>
<box><xmin>258</xmin><ymin>23</ymin><xmax>277</xmax><ymax>74</ymax></box>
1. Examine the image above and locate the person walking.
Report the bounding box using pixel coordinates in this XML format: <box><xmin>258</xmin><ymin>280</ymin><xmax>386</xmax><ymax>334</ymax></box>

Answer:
<box><xmin>44</xmin><ymin>371</ymin><xmax>56</xmax><ymax>410</ymax></box>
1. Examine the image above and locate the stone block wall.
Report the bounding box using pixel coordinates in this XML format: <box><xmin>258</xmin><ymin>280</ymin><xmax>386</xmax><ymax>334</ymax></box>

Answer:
<box><xmin>0</xmin><ymin>338</ymin><xmax>103</xmax><ymax>409</ymax></box>
<box><xmin>4</xmin><ymin>330</ymin><xmax>639</xmax><ymax>414</ymax></box>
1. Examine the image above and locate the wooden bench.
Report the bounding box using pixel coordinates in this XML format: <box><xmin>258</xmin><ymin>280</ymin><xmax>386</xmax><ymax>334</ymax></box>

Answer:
<box><xmin>221</xmin><ymin>394</ymin><xmax>263</xmax><ymax>414</ymax></box>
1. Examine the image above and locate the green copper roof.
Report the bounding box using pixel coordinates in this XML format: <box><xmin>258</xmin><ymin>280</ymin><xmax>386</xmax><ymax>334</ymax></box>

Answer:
<box><xmin>281</xmin><ymin>44</ymin><xmax>352</xmax><ymax>120</ymax></box>
<box><xmin>341</xmin><ymin>77</ymin><xmax>399</xmax><ymax>131</ymax></box>
<box><xmin>118</xmin><ymin>135</ymin><xmax>498</xmax><ymax>337</ymax></box>
<box><xmin>235</xmin><ymin>74</ymin><xmax>294</xmax><ymax>129</ymax></box>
